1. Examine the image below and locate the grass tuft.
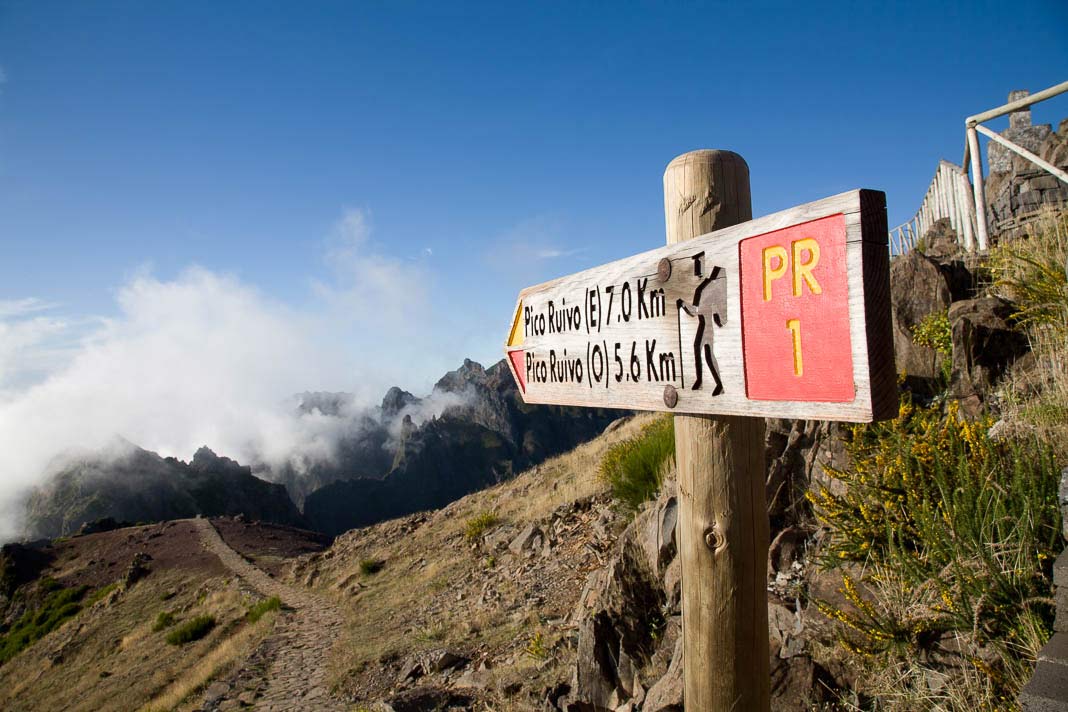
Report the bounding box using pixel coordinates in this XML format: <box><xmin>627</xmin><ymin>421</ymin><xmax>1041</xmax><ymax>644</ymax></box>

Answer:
<box><xmin>462</xmin><ymin>511</ymin><xmax>500</xmax><ymax>542</ymax></box>
<box><xmin>245</xmin><ymin>596</ymin><xmax>282</xmax><ymax>623</ymax></box>
<box><xmin>911</xmin><ymin>309</ymin><xmax>953</xmax><ymax>383</ymax></box>
<box><xmin>359</xmin><ymin>559</ymin><xmax>384</xmax><ymax>576</ymax></box>
<box><xmin>152</xmin><ymin>611</ymin><xmax>176</xmax><ymax>632</ymax></box>
<box><xmin>164</xmin><ymin>615</ymin><xmax>216</xmax><ymax>646</ymax></box>
<box><xmin>990</xmin><ymin>208</ymin><xmax>1068</xmax><ymax>459</ymax></box>
<box><xmin>598</xmin><ymin>415</ymin><xmax>674</xmax><ymax>511</ymax></box>
<box><xmin>85</xmin><ymin>582</ymin><xmax>119</xmax><ymax>606</ymax></box>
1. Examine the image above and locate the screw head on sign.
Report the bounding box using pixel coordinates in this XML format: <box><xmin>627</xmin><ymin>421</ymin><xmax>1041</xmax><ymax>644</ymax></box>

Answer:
<box><xmin>663</xmin><ymin>384</ymin><xmax>678</xmax><ymax>408</ymax></box>
<box><xmin>657</xmin><ymin>257</ymin><xmax>672</xmax><ymax>282</ymax></box>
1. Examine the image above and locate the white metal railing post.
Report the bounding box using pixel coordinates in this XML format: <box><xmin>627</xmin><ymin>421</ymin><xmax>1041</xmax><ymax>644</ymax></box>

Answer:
<box><xmin>958</xmin><ymin>168</ymin><xmax>976</xmax><ymax>251</ymax></box>
<box><xmin>975</xmin><ymin>124</ymin><xmax>1068</xmax><ymax>186</ymax></box>
<box><xmin>966</xmin><ymin>125</ymin><xmax>990</xmax><ymax>251</ymax></box>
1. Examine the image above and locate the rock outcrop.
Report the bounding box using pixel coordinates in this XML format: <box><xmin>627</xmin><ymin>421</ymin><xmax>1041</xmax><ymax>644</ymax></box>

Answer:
<box><xmin>22</xmin><ymin>441</ymin><xmax>305</xmax><ymax>539</ymax></box>
<box><xmin>889</xmin><ymin>248</ymin><xmax>953</xmax><ymax>391</ymax></box>
<box><xmin>949</xmin><ymin>297</ymin><xmax>1031</xmax><ymax>415</ymax></box>
<box><xmin>557</xmin><ymin>478</ymin><xmax>838</xmax><ymax>711</ymax></box>
<box><xmin>302</xmin><ymin>359</ymin><xmax>623</xmax><ymax>536</ymax></box>
<box><xmin>985</xmin><ymin>90</ymin><xmax>1068</xmax><ymax>234</ymax></box>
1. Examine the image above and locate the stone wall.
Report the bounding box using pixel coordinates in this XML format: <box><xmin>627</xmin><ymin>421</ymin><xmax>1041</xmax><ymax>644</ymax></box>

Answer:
<box><xmin>984</xmin><ymin>89</ymin><xmax>1068</xmax><ymax>235</ymax></box>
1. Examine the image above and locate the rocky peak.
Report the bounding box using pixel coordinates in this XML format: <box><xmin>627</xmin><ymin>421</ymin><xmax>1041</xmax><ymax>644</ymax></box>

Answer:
<box><xmin>433</xmin><ymin>358</ymin><xmax>488</xmax><ymax>394</ymax></box>
<box><xmin>380</xmin><ymin>386</ymin><xmax>419</xmax><ymax>420</ymax></box>
<box><xmin>190</xmin><ymin>446</ymin><xmax>248</xmax><ymax>477</ymax></box>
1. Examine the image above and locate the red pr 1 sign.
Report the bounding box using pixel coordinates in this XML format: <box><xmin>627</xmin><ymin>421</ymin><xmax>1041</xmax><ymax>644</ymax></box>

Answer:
<box><xmin>503</xmin><ymin>189</ymin><xmax>897</xmax><ymax>422</ymax></box>
<box><xmin>739</xmin><ymin>213</ymin><xmax>855</xmax><ymax>402</ymax></box>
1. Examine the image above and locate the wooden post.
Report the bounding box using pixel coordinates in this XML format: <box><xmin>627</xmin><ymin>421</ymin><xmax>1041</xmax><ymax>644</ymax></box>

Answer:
<box><xmin>663</xmin><ymin>150</ymin><xmax>770</xmax><ymax>711</ymax></box>
<box><xmin>966</xmin><ymin>126</ymin><xmax>990</xmax><ymax>251</ymax></box>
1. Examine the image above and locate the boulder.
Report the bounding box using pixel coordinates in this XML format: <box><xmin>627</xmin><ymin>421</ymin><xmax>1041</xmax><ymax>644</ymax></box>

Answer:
<box><xmin>508</xmin><ymin>524</ymin><xmax>543</xmax><ymax>555</ymax></box>
<box><xmin>769</xmin><ymin>527</ymin><xmax>808</xmax><ymax>578</ymax></box>
<box><xmin>637</xmin><ymin>482</ymin><xmax>677</xmax><ymax>577</ymax></box>
<box><xmin>948</xmin><ymin>297</ymin><xmax>1030</xmax><ymax>415</ymax></box>
<box><xmin>379</xmin><ymin>686</ymin><xmax>471</xmax><ymax>712</ymax></box>
<box><xmin>890</xmin><ymin>250</ymin><xmax>951</xmax><ymax>392</ymax></box>
<box><xmin>642</xmin><ymin>635</ymin><xmax>682</xmax><ymax>712</ymax></box>
<box><xmin>453</xmin><ymin>669</ymin><xmax>493</xmax><ymax>690</ymax></box>
<box><xmin>563</xmin><ymin>519</ymin><xmax>665</xmax><ymax>711</ymax></box>
<box><xmin>398</xmin><ymin>648</ymin><xmax>467</xmax><ymax>681</ymax></box>
<box><xmin>768</xmin><ymin>601</ymin><xmax>804</xmax><ymax>658</ymax></box>
<box><xmin>483</xmin><ymin>526</ymin><xmax>515</xmax><ymax>552</ymax></box>
<box><xmin>563</xmin><ymin>611</ymin><xmax>624</xmax><ymax>711</ymax></box>
<box><xmin>769</xmin><ymin>652</ymin><xmax>836</xmax><ymax>711</ymax></box>
<box><xmin>122</xmin><ymin>552</ymin><xmax>152</xmax><ymax>588</ymax></box>
<box><xmin>921</xmin><ymin>218</ymin><xmax>962</xmax><ymax>261</ymax></box>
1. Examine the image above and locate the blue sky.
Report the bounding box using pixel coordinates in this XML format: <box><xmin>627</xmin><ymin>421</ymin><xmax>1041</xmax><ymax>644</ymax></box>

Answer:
<box><xmin>0</xmin><ymin>0</ymin><xmax>1066</xmax><ymax>405</ymax></box>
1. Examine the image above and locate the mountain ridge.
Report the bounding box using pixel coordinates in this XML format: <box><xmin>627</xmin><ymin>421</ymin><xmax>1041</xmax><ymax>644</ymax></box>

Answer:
<box><xmin>18</xmin><ymin>357</ymin><xmax>624</xmax><ymax>540</ymax></box>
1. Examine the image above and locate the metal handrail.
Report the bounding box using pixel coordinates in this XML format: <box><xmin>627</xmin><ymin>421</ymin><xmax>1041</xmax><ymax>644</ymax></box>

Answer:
<box><xmin>893</xmin><ymin>79</ymin><xmax>1068</xmax><ymax>256</ymax></box>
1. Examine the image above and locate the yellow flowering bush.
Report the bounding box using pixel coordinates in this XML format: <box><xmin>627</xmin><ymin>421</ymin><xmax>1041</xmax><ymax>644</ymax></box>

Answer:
<box><xmin>810</xmin><ymin>395</ymin><xmax>1062</xmax><ymax>704</ymax></box>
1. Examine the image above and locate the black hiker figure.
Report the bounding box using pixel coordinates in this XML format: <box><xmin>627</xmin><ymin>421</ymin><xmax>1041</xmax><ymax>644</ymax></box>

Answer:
<box><xmin>676</xmin><ymin>252</ymin><xmax>727</xmax><ymax>395</ymax></box>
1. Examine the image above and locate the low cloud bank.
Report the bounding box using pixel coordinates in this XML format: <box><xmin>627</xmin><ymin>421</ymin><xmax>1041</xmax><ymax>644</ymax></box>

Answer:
<box><xmin>0</xmin><ymin>209</ymin><xmax>465</xmax><ymax>540</ymax></box>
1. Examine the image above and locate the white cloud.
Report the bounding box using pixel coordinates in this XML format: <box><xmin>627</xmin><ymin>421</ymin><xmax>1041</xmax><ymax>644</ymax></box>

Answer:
<box><xmin>311</xmin><ymin>208</ymin><xmax>453</xmax><ymax>389</ymax></box>
<box><xmin>0</xmin><ymin>298</ymin><xmax>53</xmax><ymax>319</ymax></box>
<box><xmin>0</xmin><ymin>268</ymin><xmax>358</xmax><ymax>539</ymax></box>
<box><xmin>535</xmin><ymin>247</ymin><xmax>587</xmax><ymax>259</ymax></box>
<box><xmin>0</xmin><ymin>208</ymin><xmax>474</xmax><ymax>539</ymax></box>
<box><xmin>485</xmin><ymin>217</ymin><xmax>588</xmax><ymax>274</ymax></box>
<box><xmin>315</xmin><ymin>208</ymin><xmax>430</xmax><ymax>324</ymax></box>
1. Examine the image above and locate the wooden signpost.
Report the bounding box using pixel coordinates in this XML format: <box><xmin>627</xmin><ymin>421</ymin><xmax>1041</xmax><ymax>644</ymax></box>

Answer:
<box><xmin>503</xmin><ymin>150</ymin><xmax>896</xmax><ymax>711</ymax></box>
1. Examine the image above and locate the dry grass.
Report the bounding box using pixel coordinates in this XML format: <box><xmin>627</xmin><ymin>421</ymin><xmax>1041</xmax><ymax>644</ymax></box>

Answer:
<box><xmin>990</xmin><ymin>207</ymin><xmax>1068</xmax><ymax>458</ymax></box>
<box><xmin>0</xmin><ymin>569</ymin><xmax>246</xmax><ymax>712</ymax></box>
<box><xmin>140</xmin><ymin>607</ymin><xmax>277</xmax><ymax>712</ymax></box>
<box><xmin>319</xmin><ymin>413</ymin><xmax>654</xmax><ymax>697</ymax></box>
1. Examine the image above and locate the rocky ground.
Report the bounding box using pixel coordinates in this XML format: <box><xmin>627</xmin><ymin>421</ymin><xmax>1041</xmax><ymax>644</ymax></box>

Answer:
<box><xmin>269</xmin><ymin>412</ymin><xmax>858</xmax><ymax>711</ymax></box>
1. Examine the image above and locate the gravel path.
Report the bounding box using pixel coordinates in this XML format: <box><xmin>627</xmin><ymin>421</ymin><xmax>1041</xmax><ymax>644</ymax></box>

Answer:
<box><xmin>193</xmin><ymin>517</ymin><xmax>346</xmax><ymax>711</ymax></box>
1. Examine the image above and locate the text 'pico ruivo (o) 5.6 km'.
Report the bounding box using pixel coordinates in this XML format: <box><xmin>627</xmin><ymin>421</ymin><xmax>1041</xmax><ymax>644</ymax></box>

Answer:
<box><xmin>503</xmin><ymin>189</ymin><xmax>897</xmax><ymax>422</ymax></box>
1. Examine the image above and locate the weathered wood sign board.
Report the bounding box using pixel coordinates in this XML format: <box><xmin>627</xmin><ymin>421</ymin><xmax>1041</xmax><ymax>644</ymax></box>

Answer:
<box><xmin>503</xmin><ymin>189</ymin><xmax>897</xmax><ymax>422</ymax></box>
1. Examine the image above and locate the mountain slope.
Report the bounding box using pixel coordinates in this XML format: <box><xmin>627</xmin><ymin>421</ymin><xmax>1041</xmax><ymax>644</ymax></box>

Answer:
<box><xmin>23</xmin><ymin>442</ymin><xmax>304</xmax><ymax>539</ymax></box>
<box><xmin>302</xmin><ymin>358</ymin><xmax>624</xmax><ymax>535</ymax></box>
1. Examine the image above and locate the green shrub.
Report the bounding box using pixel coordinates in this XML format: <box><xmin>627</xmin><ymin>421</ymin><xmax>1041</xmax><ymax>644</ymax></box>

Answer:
<box><xmin>809</xmin><ymin>396</ymin><xmax>1062</xmax><ymax>705</ymax></box>
<box><xmin>0</xmin><ymin>583</ymin><xmax>88</xmax><ymax>665</ymax></box>
<box><xmin>164</xmin><ymin>615</ymin><xmax>215</xmax><ymax>645</ymax></box>
<box><xmin>911</xmin><ymin>310</ymin><xmax>953</xmax><ymax>382</ymax></box>
<box><xmin>359</xmin><ymin>559</ymin><xmax>384</xmax><ymax>576</ymax></box>
<box><xmin>599</xmin><ymin>416</ymin><xmax>675</xmax><ymax>511</ymax></box>
<box><xmin>463</xmin><ymin>511</ymin><xmax>500</xmax><ymax>542</ymax></box>
<box><xmin>245</xmin><ymin>596</ymin><xmax>282</xmax><ymax>623</ymax></box>
<box><xmin>152</xmin><ymin>611</ymin><xmax>175</xmax><ymax>632</ymax></box>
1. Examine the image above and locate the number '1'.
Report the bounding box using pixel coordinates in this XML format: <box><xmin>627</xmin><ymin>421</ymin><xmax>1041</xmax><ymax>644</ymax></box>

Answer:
<box><xmin>786</xmin><ymin>319</ymin><xmax>803</xmax><ymax>376</ymax></box>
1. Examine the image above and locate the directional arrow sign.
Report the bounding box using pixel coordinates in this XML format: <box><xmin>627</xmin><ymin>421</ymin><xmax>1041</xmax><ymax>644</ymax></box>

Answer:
<box><xmin>503</xmin><ymin>189</ymin><xmax>897</xmax><ymax>422</ymax></box>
